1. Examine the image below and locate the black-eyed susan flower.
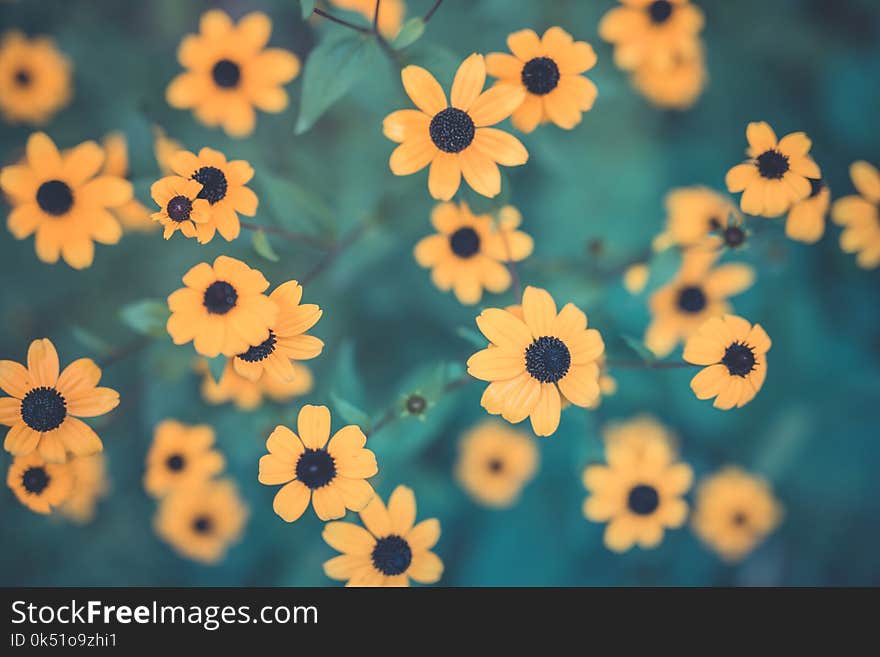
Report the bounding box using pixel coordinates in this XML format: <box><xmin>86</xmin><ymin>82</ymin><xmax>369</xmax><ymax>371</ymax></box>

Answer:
<box><xmin>0</xmin><ymin>132</ymin><xmax>133</xmax><ymax>269</ymax></box>
<box><xmin>415</xmin><ymin>202</ymin><xmax>533</xmax><ymax>305</ymax></box>
<box><xmin>1</xmin><ymin>338</ymin><xmax>119</xmax><ymax>463</ymax></box>
<box><xmin>604</xmin><ymin>414</ymin><xmax>678</xmax><ymax>456</ymax></box>
<box><xmin>692</xmin><ymin>466</ymin><xmax>782</xmax><ymax>562</ymax></box>
<box><xmin>582</xmin><ymin>417</ymin><xmax>692</xmax><ymax>552</ymax></box>
<box><xmin>328</xmin><ymin>0</ymin><xmax>405</xmax><ymax>38</ymax></box>
<box><xmin>485</xmin><ymin>27</ymin><xmax>597</xmax><ymax>133</ymax></box>
<box><xmin>468</xmin><ymin>286</ymin><xmax>605</xmax><ymax>436</ymax></box>
<box><xmin>198</xmin><ymin>359</ymin><xmax>313</xmax><ymax>410</ymax></box>
<box><xmin>683</xmin><ymin>314</ymin><xmax>770</xmax><ymax>410</ymax></box>
<box><xmin>455</xmin><ymin>420</ymin><xmax>538</xmax><ymax>508</ymax></box>
<box><xmin>144</xmin><ymin>420</ymin><xmax>225</xmax><ymax>498</ymax></box>
<box><xmin>154</xmin><ymin>479</ymin><xmax>248</xmax><ymax>564</ymax></box>
<box><xmin>631</xmin><ymin>47</ymin><xmax>706</xmax><ymax>110</ymax></box>
<box><xmin>100</xmin><ymin>132</ymin><xmax>156</xmax><ymax>232</ymax></box>
<box><xmin>383</xmin><ymin>54</ymin><xmax>527</xmax><ymax>200</ymax></box>
<box><xmin>785</xmin><ymin>177</ymin><xmax>829</xmax><ymax>244</ymax></box>
<box><xmin>323</xmin><ymin>485</ymin><xmax>443</xmax><ymax>587</ymax></box>
<box><xmin>832</xmin><ymin>161</ymin><xmax>880</xmax><ymax>269</ymax></box>
<box><xmin>645</xmin><ymin>249</ymin><xmax>754</xmax><ymax>357</ymax></box>
<box><xmin>167</xmin><ymin>256</ymin><xmax>278</xmax><ymax>358</ymax></box>
<box><xmin>0</xmin><ymin>31</ymin><xmax>71</xmax><ymax>124</ymax></box>
<box><xmin>232</xmin><ymin>280</ymin><xmax>323</xmax><ymax>382</ymax></box>
<box><xmin>726</xmin><ymin>122</ymin><xmax>821</xmax><ymax>218</ymax></box>
<box><xmin>153</xmin><ymin>125</ymin><xmax>183</xmax><ymax>176</ymax></box>
<box><xmin>655</xmin><ymin>186</ymin><xmax>735</xmax><ymax>250</ymax></box>
<box><xmin>59</xmin><ymin>454</ymin><xmax>108</xmax><ymax>524</ymax></box>
<box><xmin>167</xmin><ymin>147</ymin><xmax>257</xmax><ymax>243</ymax></box>
<box><xmin>149</xmin><ymin>176</ymin><xmax>211</xmax><ymax>240</ymax></box>
<box><xmin>166</xmin><ymin>10</ymin><xmax>301</xmax><ymax>138</ymax></box>
<box><xmin>7</xmin><ymin>451</ymin><xmax>74</xmax><ymax>514</ymax></box>
<box><xmin>259</xmin><ymin>405</ymin><xmax>378</xmax><ymax>522</ymax></box>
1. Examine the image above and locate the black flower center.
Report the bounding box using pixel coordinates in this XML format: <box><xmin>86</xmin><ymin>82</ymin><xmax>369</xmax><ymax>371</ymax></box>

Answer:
<box><xmin>756</xmin><ymin>150</ymin><xmax>789</xmax><ymax>180</ymax></box>
<box><xmin>295</xmin><ymin>449</ymin><xmax>336</xmax><ymax>489</ymax></box>
<box><xmin>192</xmin><ymin>166</ymin><xmax>228</xmax><ymax>204</ymax></box>
<box><xmin>192</xmin><ymin>515</ymin><xmax>213</xmax><ymax>534</ymax></box>
<box><xmin>708</xmin><ymin>217</ymin><xmax>722</xmax><ymax>230</ymax></box>
<box><xmin>166</xmin><ymin>195</ymin><xmax>193</xmax><ymax>223</ymax></box>
<box><xmin>487</xmin><ymin>458</ymin><xmax>504</xmax><ymax>473</ymax></box>
<box><xmin>449</xmin><ymin>227</ymin><xmax>480</xmax><ymax>258</ymax></box>
<box><xmin>405</xmin><ymin>394</ymin><xmax>427</xmax><ymax>415</ymax></box>
<box><xmin>203</xmin><ymin>281</ymin><xmax>238</xmax><ymax>314</ymax></box>
<box><xmin>648</xmin><ymin>0</ymin><xmax>673</xmax><ymax>23</ymax></box>
<box><xmin>808</xmin><ymin>177</ymin><xmax>825</xmax><ymax>198</ymax></box>
<box><xmin>22</xmin><ymin>467</ymin><xmax>50</xmax><ymax>495</ymax></box>
<box><xmin>429</xmin><ymin>107</ymin><xmax>475</xmax><ymax>153</ymax></box>
<box><xmin>677</xmin><ymin>285</ymin><xmax>706</xmax><ymax>313</ymax></box>
<box><xmin>20</xmin><ymin>386</ymin><xmax>67</xmax><ymax>432</ymax></box>
<box><xmin>371</xmin><ymin>535</ymin><xmax>412</xmax><ymax>576</ymax></box>
<box><xmin>14</xmin><ymin>69</ymin><xmax>31</xmax><ymax>86</ymax></box>
<box><xmin>732</xmin><ymin>511</ymin><xmax>748</xmax><ymax>527</ymax></box>
<box><xmin>238</xmin><ymin>331</ymin><xmax>276</xmax><ymax>363</ymax></box>
<box><xmin>166</xmin><ymin>454</ymin><xmax>185</xmax><ymax>472</ymax></box>
<box><xmin>521</xmin><ymin>56</ymin><xmax>560</xmax><ymax>95</ymax></box>
<box><xmin>722</xmin><ymin>342</ymin><xmax>756</xmax><ymax>377</ymax></box>
<box><xmin>212</xmin><ymin>59</ymin><xmax>241</xmax><ymax>88</ymax></box>
<box><xmin>628</xmin><ymin>484</ymin><xmax>660</xmax><ymax>515</ymax></box>
<box><xmin>36</xmin><ymin>180</ymin><xmax>74</xmax><ymax>216</ymax></box>
<box><xmin>525</xmin><ymin>336</ymin><xmax>571</xmax><ymax>383</ymax></box>
<box><xmin>723</xmin><ymin>226</ymin><xmax>746</xmax><ymax>248</ymax></box>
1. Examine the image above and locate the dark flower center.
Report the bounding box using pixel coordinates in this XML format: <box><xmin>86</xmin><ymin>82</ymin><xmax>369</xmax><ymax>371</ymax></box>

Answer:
<box><xmin>36</xmin><ymin>180</ymin><xmax>74</xmax><ymax>216</ymax></box>
<box><xmin>525</xmin><ymin>336</ymin><xmax>571</xmax><ymax>383</ymax></box>
<box><xmin>628</xmin><ymin>484</ymin><xmax>660</xmax><ymax>515</ymax></box>
<box><xmin>20</xmin><ymin>386</ymin><xmax>67</xmax><ymax>432</ymax></box>
<box><xmin>677</xmin><ymin>285</ymin><xmax>706</xmax><ymax>313</ymax></box>
<box><xmin>14</xmin><ymin>69</ymin><xmax>31</xmax><ymax>86</ymax></box>
<box><xmin>708</xmin><ymin>217</ymin><xmax>722</xmax><ymax>230</ymax></box>
<box><xmin>238</xmin><ymin>331</ymin><xmax>276</xmax><ymax>362</ymax></box>
<box><xmin>732</xmin><ymin>511</ymin><xmax>748</xmax><ymax>527</ymax></box>
<box><xmin>722</xmin><ymin>342</ymin><xmax>756</xmax><ymax>377</ymax></box>
<box><xmin>295</xmin><ymin>449</ymin><xmax>336</xmax><ymax>489</ymax></box>
<box><xmin>649</xmin><ymin>0</ymin><xmax>674</xmax><ymax>23</ymax></box>
<box><xmin>192</xmin><ymin>166</ymin><xmax>228</xmax><ymax>204</ymax></box>
<box><xmin>756</xmin><ymin>150</ymin><xmax>789</xmax><ymax>179</ymax></box>
<box><xmin>521</xmin><ymin>56</ymin><xmax>560</xmax><ymax>95</ymax></box>
<box><xmin>723</xmin><ymin>226</ymin><xmax>746</xmax><ymax>248</ymax></box>
<box><xmin>487</xmin><ymin>458</ymin><xmax>504</xmax><ymax>473</ymax></box>
<box><xmin>405</xmin><ymin>394</ymin><xmax>427</xmax><ymax>415</ymax></box>
<box><xmin>192</xmin><ymin>515</ymin><xmax>213</xmax><ymax>534</ymax></box>
<box><xmin>429</xmin><ymin>107</ymin><xmax>475</xmax><ymax>153</ymax></box>
<box><xmin>371</xmin><ymin>535</ymin><xmax>412</xmax><ymax>576</ymax></box>
<box><xmin>22</xmin><ymin>467</ymin><xmax>50</xmax><ymax>495</ymax></box>
<box><xmin>449</xmin><ymin>227</ymin><xmax>480</xmax><ymax>258</ymax></box>
<box><xmin>212</xmin><ymin>59</ymin><xmax>241</xmax><ymax>88</ymax></box>
<box><xmin>166</xmin><ymin>195</ymin><xmax>193</xmax><ymax>223</ymax></box>
<box><xmin>808</xmin><ymin>177</ymin><xmax>825</xmax><ymax>198</ymax></box>
<box><xmin>166</xmin><ymin>454</ymin><xmax>185</xmax><ymax>472</ymax></box>
<box><xmin>203</xmin><ymin>281</ymin><xmax>238</xmax><ymax>314</ymax></box>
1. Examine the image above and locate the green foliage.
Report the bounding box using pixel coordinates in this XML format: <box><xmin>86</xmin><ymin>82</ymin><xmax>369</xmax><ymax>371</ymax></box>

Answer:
<box><xmin>299</xmin><ymin>0</ymin><xmax>317</xmax><ymax>20</ymax></box>
<box><xmin>620</xmin><ymin>335</ymin><xmax>657</xmax><ymax>363</ymax></box>
<box><xmin>393</xmin><ymin>18</ymin><xmax>425</xmax><ymax>50</ymax></box>
<box><xmin>206</xmin><ymin>355</ymin><xmax>226</xmax><ymax>384</ymax></box>
<box><xmin>119</xmin><ymin>300</ymin><xmax>169</xmax><ymax>338</ymax></box>
<box><xmin>251</xmin><ymin>230</ymin><xmax>280</xmax><ymax>262</ymax></box>
<box><xmin>330</xmin><ymin>393</ymin><xmax>372</xmax><ymax>430</ymax></box>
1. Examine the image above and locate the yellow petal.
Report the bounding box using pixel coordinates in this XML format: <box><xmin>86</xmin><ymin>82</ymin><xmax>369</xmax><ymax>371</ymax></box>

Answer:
<box><xmin>746</xmin><ymin>121</ymin><xmax>777</xmax><ymax>154</ymax></box>
<box><xmin>529</xmin><ymin>382</ymin><xmax>561</xmax><ymax>436</ymax></box>
<box><xmin>690</xmin><ymin>364</ymin><xmax>730</xmax><ymax>400</ymax></box>
<box><xmin>450</xmin><ymin>53</ymin><xmax>486</xmax><ymax>111</ymax></box>
<box><xmin>475</xmin><ymin>308</ymin><xmax>532</xmax><ymax>350</ymax></box>
<box><xmin>273</xmin><ymin>480</ymin><xmax>311</xmax><ymax>522</ymax></box>
<box><xmin>27</xmin><ymin>338</ymin><xmax>59</xmax><ymax>388</ymax></box>
<box><xmin>297</xmin><ymin>404</ymin><xmax>331</xmax><ymax>449</ymax></box>
<box><xmin>387</xmin><ymin>485</ymin><xmax>417</xmax><ymax>535</ymax></box>
<box><xmin>401</xmin><ymin>65</ymin><xmax>447</xmax><ymax>115</ymax></box>
<box><xmin>522</xmin><ymin>286</ymin><xmax>556</xmax><ymax>337</ymax></box>
<box><xmin>472</xmin><ymin>128</ymin><xmax>528</xmax><ymax>166</ymax></box>
<box><xmin>323</xmin><ymin>521</ymin><xmax>376</xmax><ymax>554</ymax></box>
<box><xmin>466</xmin><ymin>347</ymin><xmax>525</xmax><ymax>381</ymax></box>
<box><xmin>468</xmin><ymin>84</ymin><xmax>525</xmax><ymax>127</ymax></box>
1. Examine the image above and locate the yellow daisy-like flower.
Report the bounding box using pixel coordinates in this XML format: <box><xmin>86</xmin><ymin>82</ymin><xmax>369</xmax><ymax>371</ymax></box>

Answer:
<box><xmin>645</xmin><ymin>249</ymin><xmax>754</xmax><ymax>357</ymax></box>
<box><xmin>725</xmin><ymin>121</ymin><xmax>821</xmax><ymax>218</ymax></box>
<box><xmin>232</xmin><ymin>281</ymin><xmax>323</xmax><ymax>383</ymax></box>
<box><xmin>166</xmin><ymin>10</ymin><xmax>301</xmax><ymax>138</ymax></box>
<box><xmin>323</xmin><ymin>485</ymin><xmax>443</xmax><ymax>587</ymax></box>
<box><xmin>59</xmin><ymin>454</ymin><xmax>108</xmax><ymax>524</ymax></box>
<box><xmin>153</xmin><ymin>125</ymin><xmax>183</xmax><ymax>176</ymax></box>
<box><xmin>154</xmin><ymin>479</ymin><xmax>248</xmax><ymax>564</ymax></box>
<box><xmin>0</xmin><ymin>31</ymin><xmax>71</xmax><ymax>124</ymax></box>
<box><xmin>692</xmin><ymin>466</ymin><xmax>782</xmax><ymax>562</ymax></box>
<box><xmin>149</xmin><ymin>176</ymin><xmax>211</xmax><ymax>241</ymax></box>
<box><xmin>100</xmin><ymin>132</ymin><xmax>156</xmax><ymax>232</ymax></box>
<box><xmin>144</xmin><ymin>420</ymin><xmax>225</xmax><ymax>499</ymax></box>
<box><xmin>831</xmin><ymin>161</ymin><xmax>880</xmax><ymax>269</ymax></box>
<box><xmin>485</xmin><ymin>27</ymin><xmax>598</xmax><ymax>133</ymax></box>
<box><xmin>167</xmin><ymin>147</ymin><xmax>258</xmax><ymax>243</ymax></box>
<box><xmin>383</xmin><ymin>53</ymin><xmax>527</xmax><ymax>201</ymax></box>
<box><xmin>415</xmin><ymin>202</ymin><xmax>533</xmax><ymax>305</ymax></box>
<box><xmin>683</xmin><ymin>314</ymin><xmax>771</xmax><ymax>410</ymax></box>
<box><xmin>328</xmin><ymin>0</ymin><xmax>405</xmax><ymax>39</ymax></box>
<box><xmin>785</xmin><ymin>178</ymin><xmax>829</xmax><ymax>244</ymax></box>
<box><xmin>467</xmin><ymin>286</ymin><xmax>605</xmax><ymax>437</ymax></box>
<box><xmin>582</xmin><ymin>418</ymin><xmax>692</xmax><ymax>552</ymax></box>
<box><xmin>166</xmin><ymin>256</ymin><xmax>278</xmax><ymax>358</ymax></box>
<box><xmin>258</xmin><ymin>405</ymin><xmax>378</xmax><ymax>523</ymax></box>
<box><xmin>7</xmin><ymin>451</ymin><xmax>74</xmax><ymax>514</ymax></box>
<box><xmin>1</xmin><ymin>338</ymin><xmax>119</xmax><ymax>463</ymax></box>
<box><xmin>655</xmin><ymin>186</ymin><xmax>735</xmax><ymax>250</ymax></box>
<box><xmin>631</xmin><ymin>47</ymin><xmax>706</xmax><ymax>110</ymax></box>
<box><xmin>0</xmin><ymin>132</ymin><xmax>133</xmax><ymax>269</ymax></box>
<box><xmin>198</xmin><ymin>359</ymin><xmax>313</xmax><ymax>411</ymax></box>
<box><xmin>455</xmin><ymin>420</ymin><xmax>538</xmax><ymax>508</ymax></box>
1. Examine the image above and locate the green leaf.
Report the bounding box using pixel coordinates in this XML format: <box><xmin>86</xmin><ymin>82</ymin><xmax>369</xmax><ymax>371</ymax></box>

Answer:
<box><xmin>295</xmin><ymin>32</ymin><xmax>377</xmax><ymax>135</ymax></box>
<box><xmin>206</xmin><ymin>355</ymin><xmax>226</xmax><ymax>384</ymax></box>
<box><xmin>119</xmin><ymin>299</ymin><xmax>169</xmax><ymax>338</ymax></box>
<box><xmin>392</xmin><ymin>18</ymin><xmax>425</xmax><ymax>50</ymax></box>
<box><xmin>258</xmin><ymin>171</ymin><xmax>335</xmax><ymax>235</ymax></box>
<box><xmin>300</xmin><ymin>0</ymin><xmax>316</xmax><ymax>20</ymax></box>
<box><xmin>330</xmin><ymin>393</ymin><xmax>372</xmax><ymax>430</ymax></box>
<box><xmin>71</xmin><ymin>326</ymin><xmax>112</xmax><ymax>357</ymax></box>
<box><xmin>252</xmin><ymin>229</ymin><xmax>280</xmax><ymax>262</ymax></box>
<box><xmin>621</xmin><ymin>335</ymin><xmax>656</xmax><ymax>363</ymax></box>
<box><xmin>455</xmin><ymin>326</ymin><xmax>486</xmax><ymax>349</ymax></box>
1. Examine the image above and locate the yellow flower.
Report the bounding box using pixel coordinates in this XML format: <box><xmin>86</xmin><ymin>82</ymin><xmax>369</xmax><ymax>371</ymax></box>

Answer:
<box><xmin>645</xmin><ymin>249</ymin><xmax>754</xmax><ymax>357</ymax></box>
<box><xmin>59</xmin><ymin>454</ymin><xmax>108</xmax><ymax>524</ymax></box>
<box><xmin>486</xmin><ymin>27</ymin><xmax>597</xmax><ymax>133</ymax></box>
<box><xmin>149</xmin><ymin>176</ymin><xmax>212</xmax><ymax>241</ymax></box>
<box><xmin>232</xmin><ymin>281</ymin><xmax>323</xmax><ymax>382</ymax></box>
<box><xmin>154</xmin><ymin>479</ymin><xmax>248</xmax><ymax>564</ymax></box>
<box><xmin>0</xmin><ymin>132</ymin><xmax>133</xmax><ymax>268</ymax></box>
<box><xmin>467</xmin><ymin>286</ymin><xmax>605</xmax><ymax>436</ymax></box>
<box><xmin>144</xmin><ymin>420</ymin><xmax>225</xmax><ymax>499</ymax></box>
<box><xmin>0</xmin><ymin>31</ymin><xmax>71</xmax><ymax>124</ymax></box>
<box><xmin>455</xmin><ymin>420</ymin><xmax>538</xmax><ymax>508</ymax></box>
<box><xmin>692</xmin><ymin>466</ymin><xmax>782</xmax><ymax>562</ymax></box>
<box><xmin>101</xmin><ymin>132</ymin><xmax>157</xmax><ymax>232</ymax></box>
<box><xmin>726</xmin><ymin>121</ymin><xmax>821</xmax><ymax>218</ymax></box>
<box><xmin>623</xmin><ymin>262</ymin><xmax>650</xmax><ymax>294</ymax></box>
<box><xmin>166</xmin><ymin>10</ymin><xmax>301</xmax><ymax>137</ymax></box>
<box><xmin>259</xmin><ymin>405</ymin><xmax>378</xmax><ymax>523</ymax></box>
<box><xmin>585</xmin><ymin>356</ymin><xmax>617</xmax><ymax>409</ymax></box>
<box><xmin>631</xmin><ymin>47</ymin><xmax>706</xmax><ymax>109</ymax></box>
<box><xmin>583</xmin><ymin>417</ymin><xmax>692</xmax><ymax>552</ymax></box>
<box><xmin>655</xmin><ymin>186</ymin><xmax>735</xmax><ymax>250</ymax></box>
<box><xmin>323</xmin><ymin>485</ymin><xmax>443</xmax><ymax>587</ymax></box>
<box><xmin>166</xmin><ymin>147</ymin><xmax>258</xmax><ymax>243</ymax></box>
<box><xmin>785</xmin><ymin>178</ymin><xmax>829</xmax><ymax>244</ymax></box>
<box><xmin>604</xmin><ymin>414</ymin><xmax>677</xmax><ymax>456</ymax></box>
<box><xmin>166</xmin><ymin>256</ymin><xmax>278</xmax><ymax>358</ymax></box>
<box><xmin>831</xmin><ymin>161</ymin><xmax>880</xmax><ymax>269</ymax></box>
<box><xmin>198</xmin><ymin>359</ymin><xmax>313</xmax><ymax>410</ymax></box>
<box><xmin>415</xmin><ymin>202</ymin><xmax>533</xmax><ymax>305</ymax></box>
<box><xmin>153</xmin><ymin>125</ymin><xmax>183</xmax><ymax>176</ymax></box>
<box><xmin>383</xmin><ymin>53</ymin><xmax>527</xmax><ymax>200</ymax></box>
<box><xmin>328</xmin><ymin>0</ymin><xmax>405</xmax><ymax>38</ymax></box>
<box><xmin>683</xmin><ymin>314</ymin><xmax>770</xmax><ymax>410</ymax></box>
<box><xmin>7</xmin><ymin>451</ymin><xmax>74</xmax><ymax>514</ymax></box>
<box><xmin>1</xmin><ymin>338</ymin><xmax>119</xmax><ymax>463</ymax></box>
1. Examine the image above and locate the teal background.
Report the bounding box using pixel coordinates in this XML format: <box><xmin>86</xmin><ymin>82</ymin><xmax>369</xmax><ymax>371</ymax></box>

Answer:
<box><xmin>1</xmin><ymin>0</ymin><xmax>879</xmax><ymax>586</ymax></box>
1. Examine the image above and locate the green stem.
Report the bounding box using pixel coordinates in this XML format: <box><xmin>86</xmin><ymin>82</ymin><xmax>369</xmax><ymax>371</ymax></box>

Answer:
<box><xmin>239</xmin><ymin>221</ymin><xmax>331</xmax><ymax>250</ymax></box>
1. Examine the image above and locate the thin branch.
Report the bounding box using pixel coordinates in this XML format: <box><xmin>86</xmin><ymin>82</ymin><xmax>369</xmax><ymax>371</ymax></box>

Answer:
<box><xmin>239</xmin><ymin>221</ymin><xmax>332</xmax><ymax>250</ymax></box>
<box><xmin>300</xmin><ymin>221</ymin><xmax>370</xmax><ymax>286</ymax></box>
<box><xmin>372</xmin><ymin>0</ymin><xmax>382</xmax><ymax>32</ymax></box>
<box><xmin>99</xmin><ymin>335</ymin><xmax>153</xmax><ymax>369</ymax></box>
<box><xmin>366</xmin><ymin>373</ymin><xmax>473</xmax><ymax>438</ymax></box>
<box><xmin>423</xmin><ymin>0</ymin><xmax>445</xmax><ymax>22</ymax></box>
<box><xmin>605</xmin><ymin>359</ymin><xmax>698</xmax><ymax>370</ymax></box>
<box><xmin>312</xmin><ymin>8</ymin><xmax>373</xmax><ymax>34</ymax></box>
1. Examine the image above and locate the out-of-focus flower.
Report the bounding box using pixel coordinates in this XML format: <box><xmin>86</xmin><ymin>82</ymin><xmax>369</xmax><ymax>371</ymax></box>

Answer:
<box><xmin>785</xmin><ymin>177</ymin><xmax>829</xmax><ymax>244</ymax></box>
<box><xmin>149</xmin><ymin>175</ymin><xmax>211</xmax><ymax>240</ymax></box>
<box><xmin>586</xmin><ymin>357</ymin><xmax>617</xmax><ymax>409</ymax></box>
<box><xmin>198</xmin><ymin>359</ymin><xmax>313</xmax><ymax>410</ymax></box>
<box><xmin>100</xmin><ymin>133</ymin><xmax>157</xmax><ymax>232</ymax></box>
<box><xmin>153</xmin><ymin>126</ymin><xmax>183</xmax><ymax>176</ymax></box>
<box><xmin>144</xmin><ymin>420</ymin><xmax>225</xmax><ymax>499</ymax></box>
<box><xmin>623</xmin><ymin>262</ymin><xmax>650</xmax><ymax>294</ymax></box>
<box><xmin>631</xmin><ymin>47</ymin><xmax>706</xmax><ymax>110</ymax></box>
<box><xmin>655</xmin><ymin>186</ymin><xmax>734</xmax><ymax>250</ymax></box>
<box><xmin>0</xmin><ymin>31</ymin><xmax>71</xmax><ymax>124</ymax></box>
<box><xmin>831</xmin><ymin>161</ymin><xmax>880</xmax><ymax>269</ymax></box>
<box><xmin>327</xmin><ymin>0</ymin><xmax>406</xmax><ymax>39</ymax></box>
<box><xmin>59</xmin><ymin>454</ymin><xmax>108</xmax><ymax>523</ymax></box>
<box><xmin>7</xmin><ymin>451</ymin><xmax>74</xmax><ymax>514</ymax></box>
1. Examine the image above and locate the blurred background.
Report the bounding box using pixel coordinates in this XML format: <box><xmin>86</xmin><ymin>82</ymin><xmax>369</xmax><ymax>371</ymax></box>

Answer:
<box><xmin>1</xmin><ymin>0</ymin><xmax>879</xmax><ymax>586</ymax></box>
